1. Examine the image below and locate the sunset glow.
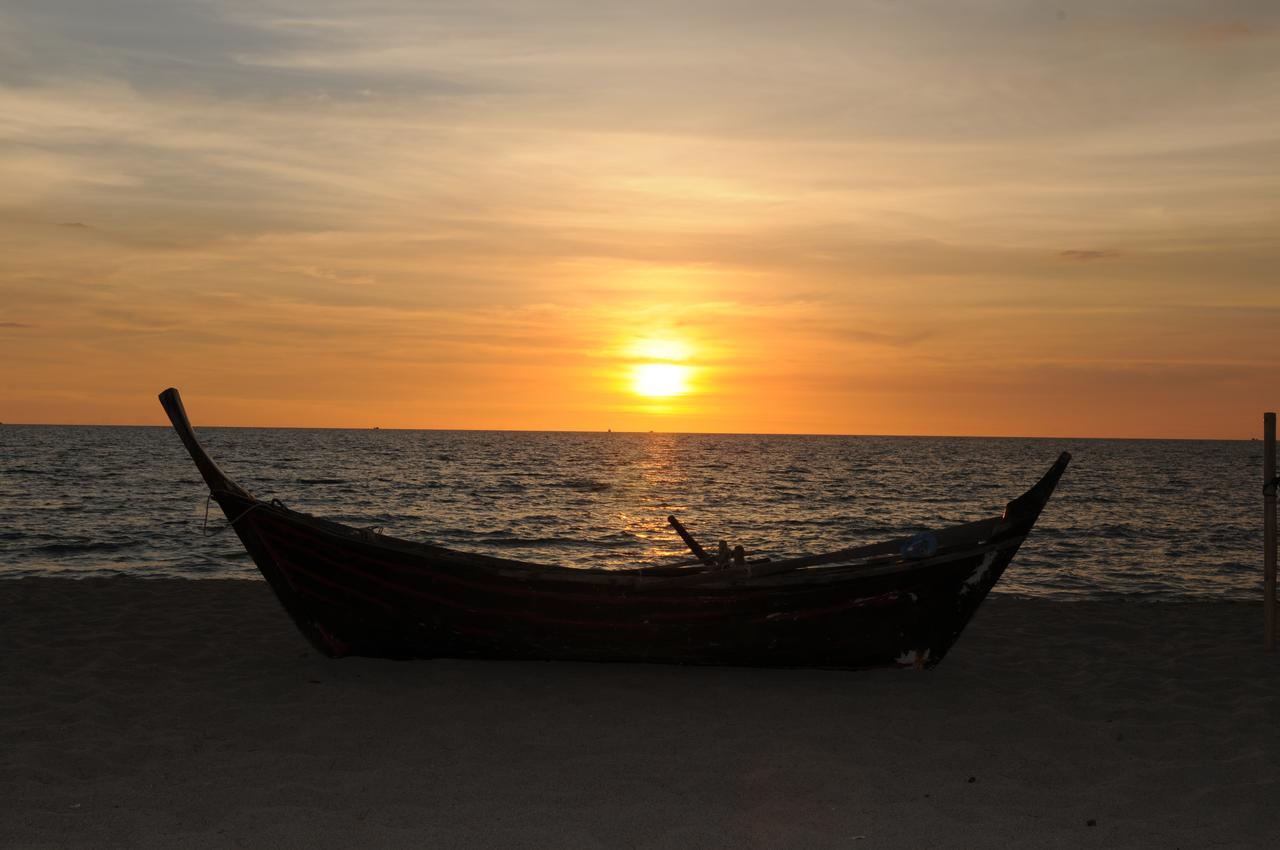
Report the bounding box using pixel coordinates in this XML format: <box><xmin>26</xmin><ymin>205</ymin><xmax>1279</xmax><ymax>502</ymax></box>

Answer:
<box><xmin>629</xmin><ymin>338</ymin><xmax>694</xmax><ymax>364</ymax></box>
<box><xmin>2</xmin><ymin>3</ymin><xmax>1278</xmax><ymax>437</ymax></box>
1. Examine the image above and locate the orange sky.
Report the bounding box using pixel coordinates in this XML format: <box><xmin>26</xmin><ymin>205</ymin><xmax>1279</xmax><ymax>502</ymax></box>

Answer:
<box><xmin>2</xmin><ymin>2</ymin><xmax>1278</xmax><ymax>437</ymax></box>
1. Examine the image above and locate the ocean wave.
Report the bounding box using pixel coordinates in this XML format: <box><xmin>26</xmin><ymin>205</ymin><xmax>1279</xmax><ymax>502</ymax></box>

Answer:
<box><xmin>551</xmin><ymin>477</ymin><xmax>612</xmax><ymax>493</ymax></box>
<box><xmin>26</xmin><ymin>539</ymin><xmax>143</xmax><ymax>555</ymax></box>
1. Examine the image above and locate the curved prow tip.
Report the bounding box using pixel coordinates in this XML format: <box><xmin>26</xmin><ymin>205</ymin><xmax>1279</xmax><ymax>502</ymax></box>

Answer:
<box><xmin>158</xmin><ymin>388</ymin><xmax>252</xmax><ymax>499</ymax></box>
<box><xmin>1003</xmin><ymin>451</ymin><xmax>1071</xmax><ymax>523</ymax></box>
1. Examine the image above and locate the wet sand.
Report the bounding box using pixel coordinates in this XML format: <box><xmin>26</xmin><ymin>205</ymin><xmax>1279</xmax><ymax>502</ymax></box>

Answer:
<box><xmin>3</xmin><ymin>577</ymin><xmax>1278</xmax><ymax>848</ymax></box>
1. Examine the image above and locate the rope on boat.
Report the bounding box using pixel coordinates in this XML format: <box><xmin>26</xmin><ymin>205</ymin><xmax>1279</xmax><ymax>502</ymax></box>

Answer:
<box><xmin>202</xmin><ymin>493</ymin><xmax>285</xmax><ymax>536</ymax></box>
<box><xmin>202</xmin><ymin>493</ymin><xmax>214</xmax><ymax>535</ymax></box>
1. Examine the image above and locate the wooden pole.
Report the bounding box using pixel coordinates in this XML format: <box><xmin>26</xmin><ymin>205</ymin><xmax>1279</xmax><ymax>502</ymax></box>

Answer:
<box><xmin>1265</xmin><ymin>412</ymin><xmax>1276</xmax><ymax>652</ymax></box>
<box><xmin>667</xmin><ymin>515</ymin><xmax>713</xmax><ymax>566</ymax></box>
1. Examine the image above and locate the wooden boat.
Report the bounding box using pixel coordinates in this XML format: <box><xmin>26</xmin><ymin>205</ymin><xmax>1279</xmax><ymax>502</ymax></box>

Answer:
<box><xmin>160</xmin><ymin>388</ymin><xmax>1069</xmax><ymax>669</ymax></box>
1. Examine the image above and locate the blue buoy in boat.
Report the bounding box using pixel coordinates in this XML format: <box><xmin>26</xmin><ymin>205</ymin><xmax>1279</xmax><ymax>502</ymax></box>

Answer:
<box><xmin>901</xmin><ymin>531</ymin><xmax>938</xmax><ymax>559</ymax></box>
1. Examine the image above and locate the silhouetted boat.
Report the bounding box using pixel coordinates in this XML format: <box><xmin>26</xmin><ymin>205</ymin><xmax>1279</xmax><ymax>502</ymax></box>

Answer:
<box><xmin>160</xmin><ymin>388</ymin><xmax>1069</xmax><ymax>669</ymax></box>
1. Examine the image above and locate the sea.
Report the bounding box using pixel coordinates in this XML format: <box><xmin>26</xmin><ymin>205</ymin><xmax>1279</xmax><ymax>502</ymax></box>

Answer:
<box><xmin>0</xmin><ymin>425</ymin><xmax>1269</xmax><ymax>599</ymax></box>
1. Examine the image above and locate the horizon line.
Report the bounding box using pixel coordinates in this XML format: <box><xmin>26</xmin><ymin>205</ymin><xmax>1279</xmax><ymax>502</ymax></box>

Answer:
<box><xmin>0</xmin><ymin>420</ymin><xmax>1266</xmax><ymax>443</ymax></box>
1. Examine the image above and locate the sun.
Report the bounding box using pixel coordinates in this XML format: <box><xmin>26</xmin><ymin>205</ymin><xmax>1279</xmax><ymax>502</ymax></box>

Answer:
<box><xmin>632</xmin><ymin>363</ymin><xmax>691</xmax><ymax>398</ymax></box>
<box><xmin>622</xmin><ymin>334</ymin><xmax>697</xmax><ymax>401</ymax></box>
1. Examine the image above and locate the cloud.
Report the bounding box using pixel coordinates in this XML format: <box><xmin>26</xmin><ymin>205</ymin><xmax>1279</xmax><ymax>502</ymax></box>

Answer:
<box><xmin>1059</xmin><ymin>249</ymin><xmax>1120</xmax><ymax>261</ymax></box>
<box><xmin>1183</xmin><ymin>21</ymin><xmax>1270</xmax><ymax>46</ymax></box>
<box><xmin>0</xmin><ymin>322</ymin><xmax>35</xmax><ymax>328</ymax></box>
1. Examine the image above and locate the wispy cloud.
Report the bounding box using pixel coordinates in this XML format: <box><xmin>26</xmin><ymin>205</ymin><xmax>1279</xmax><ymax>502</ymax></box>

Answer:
<box><xmin>1181</xmin><ymin>20</ymin><xmax>1272</xmax><ymax>46</ymax></box>
<box><xmin>1059</xmin><ymin>249</ymin><xmax>1120</xmax><ymax>261</ymax></box>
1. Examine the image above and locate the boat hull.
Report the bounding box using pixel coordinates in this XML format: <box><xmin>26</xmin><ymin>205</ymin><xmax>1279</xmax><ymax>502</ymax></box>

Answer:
<box><xmin>217</xmin><ymin>493</ymin><xmax>1034</xmax><ymax>669</ymax></box>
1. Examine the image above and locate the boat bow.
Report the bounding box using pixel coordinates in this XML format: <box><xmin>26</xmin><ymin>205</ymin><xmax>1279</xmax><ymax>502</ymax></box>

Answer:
<box><xmin>158</xmin><ymin>388</ymin><xmax>253</xmax><ymax>500</ymax></box>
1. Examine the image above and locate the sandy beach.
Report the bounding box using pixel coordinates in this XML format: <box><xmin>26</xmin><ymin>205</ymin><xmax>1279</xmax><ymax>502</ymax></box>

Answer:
<box><xmin>2</xmin><ymin>577</ymin><xmax>1277</xmax><ymax>848</ymax></box>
